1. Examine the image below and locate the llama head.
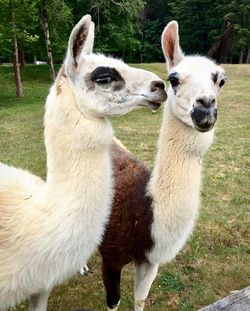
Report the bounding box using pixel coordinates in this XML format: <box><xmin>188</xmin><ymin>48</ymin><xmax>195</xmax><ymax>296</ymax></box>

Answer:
<box><xmin>162</xmin><ymin>21</ymin><xmax>226</xmax><ymax>132</ymax></box>
<box><xmin>63</xmin><ymin>15</ymin><xmax>167</xmax><ymax>118</ymax></box>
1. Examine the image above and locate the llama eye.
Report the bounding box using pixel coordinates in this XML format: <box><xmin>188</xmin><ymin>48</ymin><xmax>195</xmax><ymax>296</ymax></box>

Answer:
<box><xmin>219</xmin><ymin>79</ymin><xmax>226</xmax><ymax>87</ymax></box>
<box><xmin>168</xmin><ymin>76</ymin><xmax>180</xmax><ymax>88</ymax></box>
<box><xmin>168</xmin><ymin>73</ymin><xmax>180</xmax><ymax>88</ymax></box>
<box><xmin>90</xmin><ymin>66</ymin><xmax>125</xmax><ymax>88</ymax></box>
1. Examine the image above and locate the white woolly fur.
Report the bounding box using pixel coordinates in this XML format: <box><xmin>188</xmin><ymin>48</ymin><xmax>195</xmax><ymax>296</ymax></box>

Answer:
<box><xmin>147</xmin><ymin>103</ymin><xmax>214</xmax><ymax>264</ymax></box>
<box><xmin>0</xmin><ymin>69</ymin><xmax>114</xmax><ymax>310</ymax></box>
<box><xmin>80</xmin><ymin>20</ymin><xmax>226</xmax><ymax>311</ymax></box>
<box><xmin>0</xmin><ymin>15</ymin><xmax>166</xmax><ymax>310</ymax></box>
<box><xmin>135</xmin><ymin>21</ymin><xmax>226</xmax><ymax>311</ymax></box>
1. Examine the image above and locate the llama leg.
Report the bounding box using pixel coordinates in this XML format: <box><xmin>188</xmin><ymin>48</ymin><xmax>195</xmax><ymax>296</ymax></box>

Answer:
<box><xmin>102</xmin><ymin>262</ymin><xmax>121</xmax><ymax>311</ymax></box>
<box><xmin>134</xmin><ymin>263</ymin><xmax>158</xmax><ymax>311</ymax></box>
<box><xmin>80</xmin><ymin>264</ymin><xmax>92</xmax><ymax>276</ymax></box>
<box><xmin>29</xmin><ymin>290</ymin><xmax>50</xmax><ymax>311</ymax></box>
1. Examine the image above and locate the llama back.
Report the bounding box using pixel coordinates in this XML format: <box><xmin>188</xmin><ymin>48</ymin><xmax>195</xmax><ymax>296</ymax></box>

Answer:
<box><xmin>0</xmin><ymin>163</ymin><xmax>44</xmax><ymax>229</ymax></box>
<box><xmin>0</xmin><ymin>163</ymin><xmax>44</xmax><ymax>196</ymax></box>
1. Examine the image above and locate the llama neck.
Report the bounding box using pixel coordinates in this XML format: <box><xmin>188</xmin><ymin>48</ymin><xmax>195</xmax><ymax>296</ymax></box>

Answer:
<box><xmin>15</xmin><ymin>78</ymin><xmax>115</xmax><ymax>278</ymax></box>
<box><xmin>147</xmin><ymin>101</ymin><xmax>214</xmax><ymax>264</ymax></box>
<box><xmin>43</xmin><ymin>78</ymin><xmax>114</xmax><ymax>209</ymax></box>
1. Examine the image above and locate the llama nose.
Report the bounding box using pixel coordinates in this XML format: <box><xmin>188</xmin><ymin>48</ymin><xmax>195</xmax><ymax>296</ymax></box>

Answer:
<box><xmin>196</xmin><ymin>96</ymin><xmax>216</xmax><ymax>108</ymax></box>
<box><xmin>151</xmin><ymin>80</ymin><xmax>165</xmax><ymax>92</ymax></box>
<box><xmin>191</xmin><ymin>103</ymin><xmax>217</xmax><ymax>132</ymax></box>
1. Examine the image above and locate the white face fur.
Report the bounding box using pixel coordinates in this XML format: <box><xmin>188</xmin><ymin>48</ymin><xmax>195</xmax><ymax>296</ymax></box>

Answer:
<box><xmin>64</xmin><ymin>15</ymin><xmax>167</xmax><ymax>118</ymax></box>
<box><xmin>162</xmin><ymin>21</ymin><xmax>226</xmax><ymax>132</ymax></box>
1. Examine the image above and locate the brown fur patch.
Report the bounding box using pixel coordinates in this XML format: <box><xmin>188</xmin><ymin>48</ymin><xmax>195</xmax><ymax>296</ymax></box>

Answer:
<box><xmin>56</xmin><ymin>80</ymin><xmax>63</xmax><ymax>96</ymax></box>
<box><xmin>56</xmin><ymin>66</ymin><xmax>66</xmax><ymax>96</ymax></box>
<box><xmin>73</xmin><ymin>25</ymin><xmax>87</xmax><ymax>65</ymax></box>
<box><xmin>99</xmin><ymin>142</ymin><xmax>154</xmax><ymax>270</ymax></box>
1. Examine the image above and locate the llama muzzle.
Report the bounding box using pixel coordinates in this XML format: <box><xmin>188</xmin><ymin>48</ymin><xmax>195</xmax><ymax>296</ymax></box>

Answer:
<box><xmin>191</xmin><ymin>106</ymin><xmax>217</xmax><ymax>132</ymax></box>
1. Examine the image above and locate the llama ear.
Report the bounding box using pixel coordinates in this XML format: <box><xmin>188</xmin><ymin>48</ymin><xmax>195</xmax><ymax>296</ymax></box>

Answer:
<box><xmin>65</xmin><ymin>15</ymin><xmax>95</xmax><ymax>77</ymax></box>
<box><xmin>161</xmin><ymin>21</ymin><xmax>184</xmax><ymax>72</ymax></box>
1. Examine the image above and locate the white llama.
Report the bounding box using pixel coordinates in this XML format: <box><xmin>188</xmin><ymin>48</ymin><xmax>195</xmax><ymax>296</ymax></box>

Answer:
<box><xmin>0</xmin><ymin>15</ymin><xmax>167</xmax><ymax>311</ymax></box>
<box><xmin>93</xmin><ymin>20</ymin><xmax>227</xmax><ymax>310</ymax></box>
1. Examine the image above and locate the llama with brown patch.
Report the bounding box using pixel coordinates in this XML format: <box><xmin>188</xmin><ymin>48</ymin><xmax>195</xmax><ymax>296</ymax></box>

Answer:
<box><xmin>93</xmin><ymin>21</ymin><xmax>226</xmax><ymax>311</ymax></box>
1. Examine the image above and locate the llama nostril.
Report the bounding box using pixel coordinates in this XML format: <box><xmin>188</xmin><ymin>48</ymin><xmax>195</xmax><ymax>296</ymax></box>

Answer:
<box><xmin>151</xmin><ymin>81</ymin><xmax>165</xmax><ymax>92</ymax></box>
<box><xmin>197</xmin><ymin>98</ymin><xmax>205</xmax><ymax>107</ymax></box>
<box><xmin>196</xmin><ymin>97</ymin><xmax>216</xmax><ymax>108</ymax></box>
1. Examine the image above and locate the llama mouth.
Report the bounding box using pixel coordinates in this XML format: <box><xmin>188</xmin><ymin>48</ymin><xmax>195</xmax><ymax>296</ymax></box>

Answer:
<box><xmin>144</xmin><ymin>101</ymin><xmax>162</xmax><ymax>110</ymax></box>
<box><xmin>193</xmin><ymin>122</ymin><xmax>215</xmax><ymax>132</ymax></box>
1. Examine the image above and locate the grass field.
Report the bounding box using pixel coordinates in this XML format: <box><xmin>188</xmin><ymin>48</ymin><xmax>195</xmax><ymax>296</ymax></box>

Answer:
<box><xmin>0</xmin><ymin>63</ymin><xmax>249</xmax><ymax>311</ymax></box>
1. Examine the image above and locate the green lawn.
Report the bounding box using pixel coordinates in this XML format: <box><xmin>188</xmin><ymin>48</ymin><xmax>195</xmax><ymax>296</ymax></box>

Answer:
<box><xmin>0</xmin><ymin>64</ymin><xmax>249</xmax><ymax>311</ymax></box>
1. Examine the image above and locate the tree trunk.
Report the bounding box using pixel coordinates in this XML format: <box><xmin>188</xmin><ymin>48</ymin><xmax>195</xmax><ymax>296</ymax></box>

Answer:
<box><xmin>39</xmin><ymin>7</ymin><xmax>56</xmax><ymax>81</ymax></box>
<box><xmin>246</xmin><ymin>46</ymin><xmax>250</xmax><ymax>64</ymax></box>
<box><xmin>239</xmin><ymin>50</ymin><xmax>244</xmax><ymax>64</ymax></box>
<box><xmin>20</xmin><ymin>47</ymin><xmax>24</xmax><ymax>70</ymax></box>
<box><xmin>9</xmin><ymin>0</ymin><xmax>24</xmax><ymax>97</ymax></box>
<box><xmin>229</xmin><ymin>53</ymin><xmax>233</xmax><ymax>64</ymax></box>
<box><xmin>140</xmin><ymin>30</ymin><xmax>144</xmax><ymax>63</ymax></box>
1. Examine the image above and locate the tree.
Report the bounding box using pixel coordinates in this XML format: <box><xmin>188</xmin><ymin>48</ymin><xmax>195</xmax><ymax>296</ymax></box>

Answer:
<box><xmin>168</xmin><ymin>0</ymin><xmax>227</xmax><ymax>56</ymax></box>
<box><xmin>224</xmin><ymin>0</ymin><xmax>250</xmax><ymax>63</ymax></box>
<box><xmin>141</xmin><ymin>0</ymin><xmax>171</xmax><ymax>62</ymax></box>
<box><xmin>0</xmin><ymin>0</ymin><xmax>38</xmax><ymax>97</ymax></box>
<box><xmin>67</xmin><ymin>0</ymin><xmax>145</xmax><ymax>62</ymax></box>
<box><xmin>168</xmin><ymin>0</ymin><xmax>250</xmax><ymax>63</ymax></box>
<box><xmin>36</xmin><ymin>0</ymin><xmax>72</xmax><ymax>81</ymax></box>
<box><xmin>9</xmin><ymin>0</ymin><xmax>23</xmax><ymax>97</ymax></box>
<box><xmin>1</xmin><ymin>0</ymin><xmax>248</xmax><ymax>69</ymax></box>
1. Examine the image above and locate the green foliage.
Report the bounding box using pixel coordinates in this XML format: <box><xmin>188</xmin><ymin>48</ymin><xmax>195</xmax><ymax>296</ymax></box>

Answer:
<box><xmin>168</xmin><ymin>0</ymin><xmax>225</xmax><ymax>55</ymax></box>
<box><xmin>0</xmin><ymin>0</ymin><xmax>73</xmax><ymax>63</ymax></box>
<box><xmin>0</xmin><ymin>0</ymin><xmax>39</xmax><ymax>62</ymax></box>
<box><xmin>168</xmin><ymin>0</ymin><xmax>250</xmax><ymax>62</ymax></box>
<box><xmin>67</xmin><ymin>0</ymin><xmax>145</xmax><ymax>62</ymax></box>
<box><xmin>141</xmin><ymin>19</ymin><xmax>163</xmax><ymax>62</ymax></box>
<box><xmin>0</xmin><ymin>0</ymin><xmax>249</xmax><ymax>64</ymax></box>
<box><xmin>35</xmin><ymin>0</ymin><xmax>73</xmax><ymax>61</ymax></box>
<box><xmin>224</xmin><ymin>0</ymin><xmax>250</xmax><ymax>53</ymax></box>
<box><xmin>141</xmin><ymin>0</ymin><xmax>170</xmax><ymax>62</ymax></box>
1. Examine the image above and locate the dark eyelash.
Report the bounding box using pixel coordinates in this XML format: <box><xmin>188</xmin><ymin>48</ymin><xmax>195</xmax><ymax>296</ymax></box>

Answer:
<box><xmin>95</xmin><ymin>76</ymin><xmax>113</xmax><ymax>84</ymax></box>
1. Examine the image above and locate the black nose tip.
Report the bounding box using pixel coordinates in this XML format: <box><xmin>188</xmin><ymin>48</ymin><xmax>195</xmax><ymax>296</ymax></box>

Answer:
<box><xmin>196</xmin><ymin>96</ymin><xmax>216</xmax><ymax>108</ymax></box>
<box><xmin>151</xmin><ymin>80</ymin><xmax>165</xmax><ymax>92</ymax></box>
<box><xmin>191</xmin><ymin>107</ymin><xmax>217</xmax><ymax>132</ymax></box>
